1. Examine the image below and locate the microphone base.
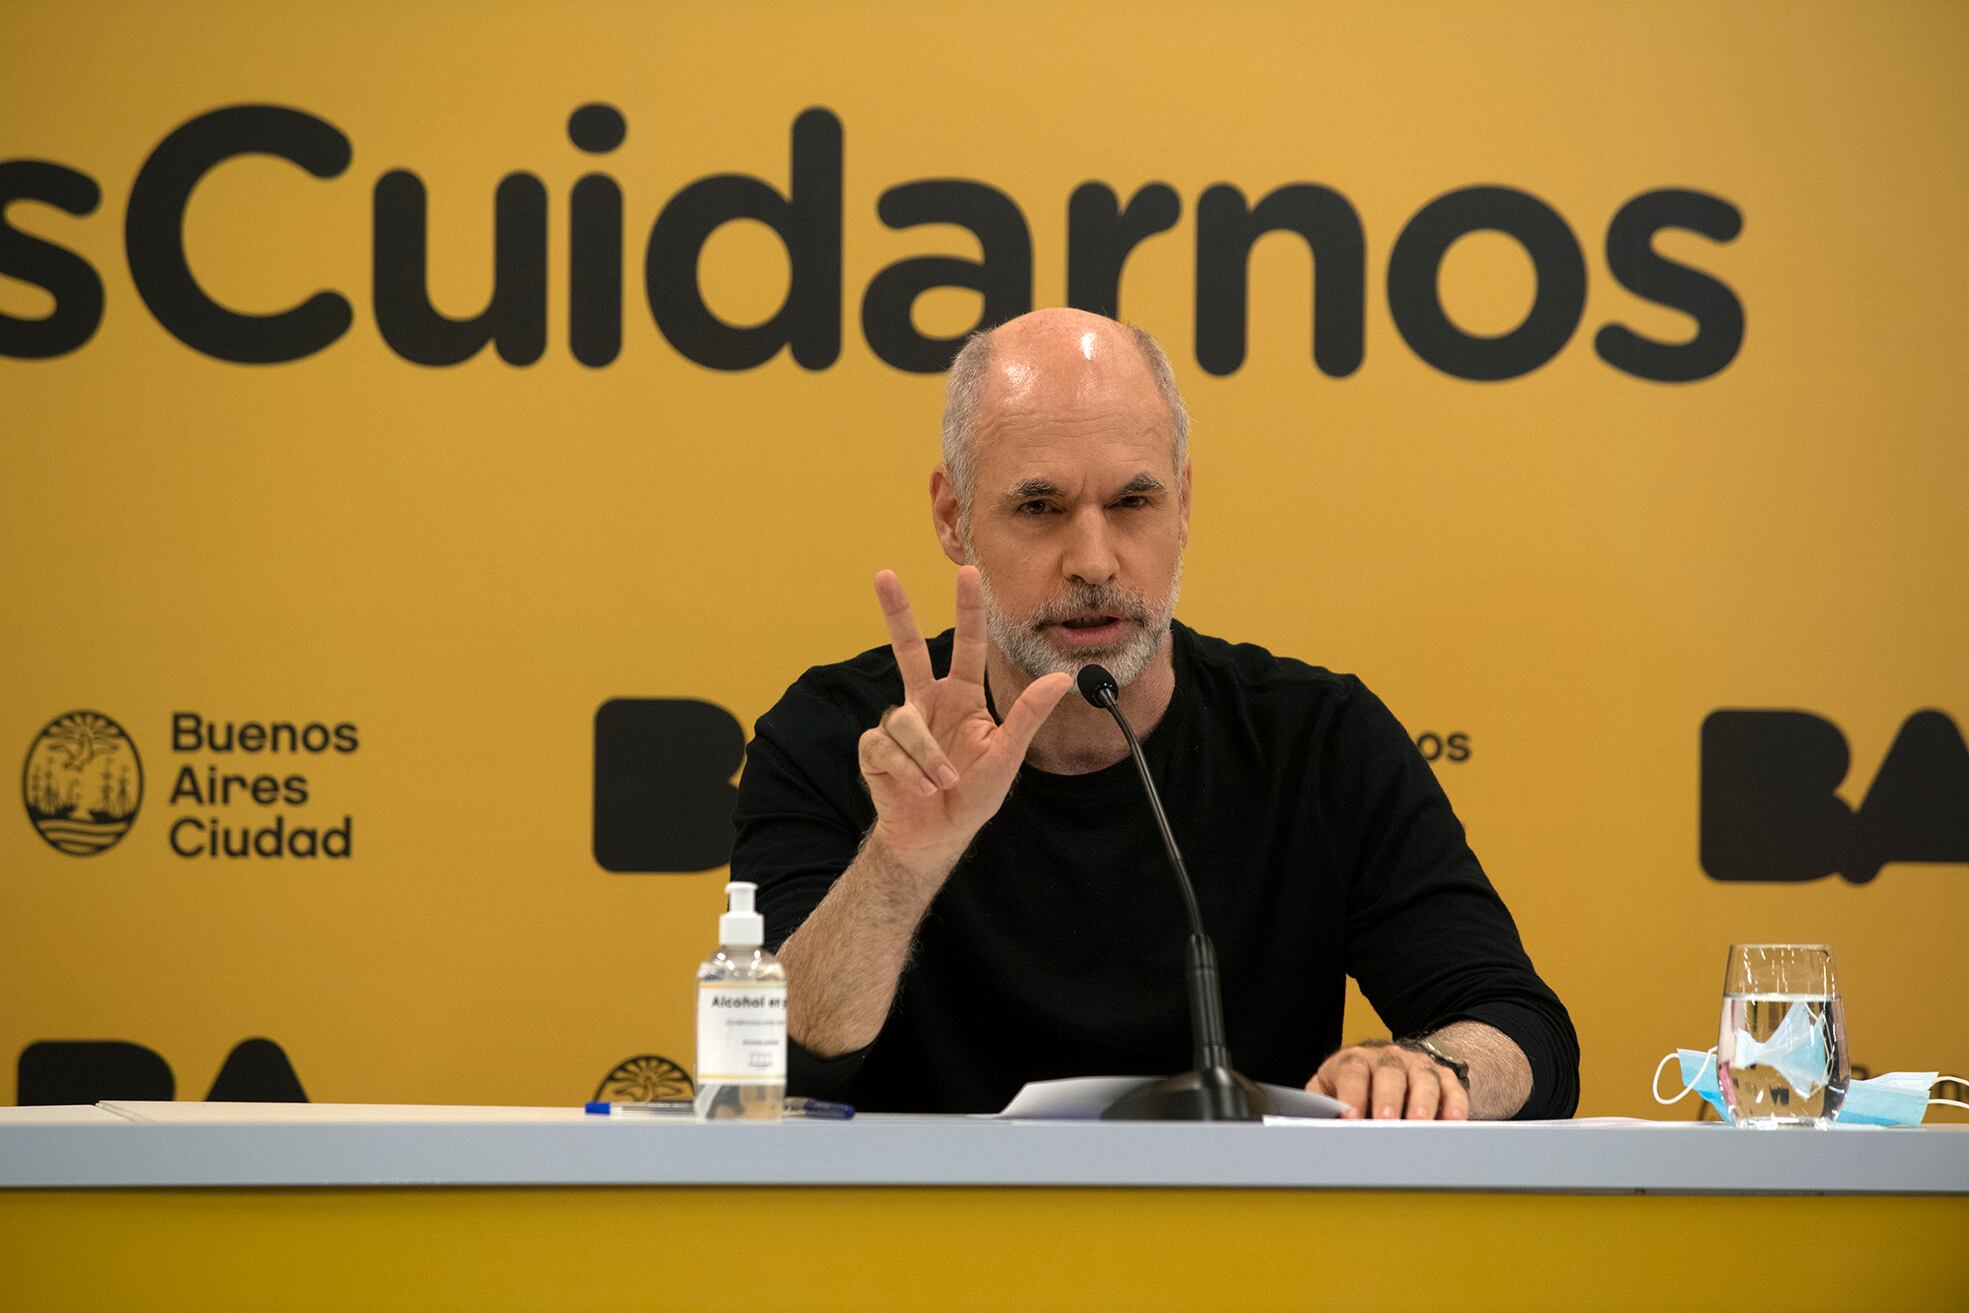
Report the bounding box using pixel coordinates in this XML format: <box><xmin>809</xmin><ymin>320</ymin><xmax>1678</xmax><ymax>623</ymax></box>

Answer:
<box><xmin>1099</xmin><ymin>1067</ymin><xmax>1270</xmax><ymax>1122</ymax></box>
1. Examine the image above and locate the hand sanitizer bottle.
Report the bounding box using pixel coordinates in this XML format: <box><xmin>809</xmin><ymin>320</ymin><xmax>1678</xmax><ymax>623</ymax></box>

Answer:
<box><xmin>694</xmin><ymin>881</ymin><xmax>787</xmax><ymax>1120</ymax></box>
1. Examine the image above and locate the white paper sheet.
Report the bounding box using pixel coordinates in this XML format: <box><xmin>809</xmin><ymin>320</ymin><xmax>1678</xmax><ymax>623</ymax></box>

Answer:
<box><xmin>994</xmin><ymin>1077</ymin><xmax>1345</xmax><ymax>1120</ymax></box>
<box><xmin>98</xmin><ymin>1101</ymin><xmax>600</xmax><ymax>1124</ymax></box>
<box><xmin>0</xmin><ymin>1104</ymin><xmax>126</xmax><ymax>1124</ymax></box>
<box><xmin>1260</xmin><ymin>1114</ymin><xmax>1710</xmax><ymax>1128</ymax></box>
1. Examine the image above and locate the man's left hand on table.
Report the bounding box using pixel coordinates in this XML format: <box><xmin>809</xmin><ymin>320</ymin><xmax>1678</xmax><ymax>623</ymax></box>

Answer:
<box><xmin>1309</xmin><ymin>1039</ymin><xmax>1471</xmax><ymax>1121</ymax></box>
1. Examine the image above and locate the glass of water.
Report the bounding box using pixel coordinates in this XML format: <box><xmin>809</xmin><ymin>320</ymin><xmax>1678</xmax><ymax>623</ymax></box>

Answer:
<box><xmin>1718</xmin><ymin>944</ymin><xmax>1849</xmax><ymax>1128</ymax></box>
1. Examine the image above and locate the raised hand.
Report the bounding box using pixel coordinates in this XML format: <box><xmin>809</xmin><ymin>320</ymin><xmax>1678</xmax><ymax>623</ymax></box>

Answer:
<box><xmin>859</xmin><ymin>566</ymin><xmax>1072</xmax><ymax>878</ymax></box>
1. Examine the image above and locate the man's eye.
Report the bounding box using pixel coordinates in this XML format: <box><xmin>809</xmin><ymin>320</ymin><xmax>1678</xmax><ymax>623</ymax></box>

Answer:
<box><xmin>1015</xmin><ymin>500</ymin><xmax>1053</xmax><ymax>515</ymax></box>
<box><xmin>1113</xmin><ymin>495</ymin><xmax>1150</xmax><ymax>510</ymax></box>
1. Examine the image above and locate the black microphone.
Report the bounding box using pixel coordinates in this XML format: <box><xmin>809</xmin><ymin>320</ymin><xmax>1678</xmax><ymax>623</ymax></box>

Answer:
<box><xmin>1076</xmin><ymin>663</ymin><xmax>1267</xmax><ymax>1121</ymax></box>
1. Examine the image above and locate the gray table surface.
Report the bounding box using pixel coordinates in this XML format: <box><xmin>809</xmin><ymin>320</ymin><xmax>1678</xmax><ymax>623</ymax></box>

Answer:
<box><xmin>4</xmin><ymin>1103</ymin><xmax>1967</xmax><ymax>1194</ymax></box>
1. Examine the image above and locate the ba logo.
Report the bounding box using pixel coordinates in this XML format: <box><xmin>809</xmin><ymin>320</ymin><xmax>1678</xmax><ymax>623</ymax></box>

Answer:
<box><xmin>1700</xmin><ymin>710</ymin><xmax>1969</xmax><ymax>884</ymax></box>
<box><xmin>593</xmin><ymin>698</ymin><xmax>744</xmax><ymax>873</ymax></box>
<box><xmin>22</xmin><ymin>710</ymin><xmax>143</xmax><ymax>856</ymax></box>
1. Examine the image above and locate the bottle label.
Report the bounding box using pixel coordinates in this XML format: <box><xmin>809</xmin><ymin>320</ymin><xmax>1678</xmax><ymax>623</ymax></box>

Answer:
<box><xmin>696</xmin><ymin>982</ymin><xmax>788</xmax><ymax>1085</ymax></box>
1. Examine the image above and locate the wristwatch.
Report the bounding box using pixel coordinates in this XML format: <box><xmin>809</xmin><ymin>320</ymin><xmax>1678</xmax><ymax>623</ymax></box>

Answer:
<box><xmin>1397</xmin><ymin>1034</ymin><xmax>1471</xmax><ymax>1090</ymax></box>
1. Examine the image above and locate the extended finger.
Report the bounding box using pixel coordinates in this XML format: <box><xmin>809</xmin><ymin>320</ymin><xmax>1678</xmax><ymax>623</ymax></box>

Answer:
<box><xmin>858</xmin><ymin>726</ymin><xmax>940</xmax><ymax>796</ymax></box>
<box><xmin>882</xmin><ymin>705</ymin><xmax>960</xmax><ymax>790</ymax></box>
<box><xmin>997</xmin><ymin>672</ymin><xmax>1073</xmax><ymax>753</ymax></box>
<box><xmin>1321</xmin><ymin>1051</ymin><xmax>1372</xmax><ymax>1120</ymax></box>
<box><xmin>874</xmin><ymin>570</ymin><xmax>935</xmax><ymax>696</ymax></box>
<box><xmin>1404</xmin><ymin>1063</ymin><xmax>1443</xmax><ymax>1120</ymax></box>
<box><xmin>1370</xmin><ymin>1050</ymin><xmax>1409</xmax><ymax>1120</ymax></box>
<box><xmin>1440</xmin><ymin>1074</ymin><xmax>1470</xmax><ymax>1121</ymax></box>
<box><xmin>948</xmin><ymin>565</ymin><xmax>988</xmax><ymax>687</ymax></box>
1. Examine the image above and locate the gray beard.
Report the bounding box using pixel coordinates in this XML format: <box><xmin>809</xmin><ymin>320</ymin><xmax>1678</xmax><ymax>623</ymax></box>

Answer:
<box><xmin>964</xmin><ymin>542</ymin><xmax>1182</xmax><ymax>689</ymax></box>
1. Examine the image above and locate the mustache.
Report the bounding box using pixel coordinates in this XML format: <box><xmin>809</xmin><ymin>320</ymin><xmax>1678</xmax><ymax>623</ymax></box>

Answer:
<box><xmin>1023</xmin><ymin>582</ymin><xmax>1152</xmax><ymax>629</ymax></box>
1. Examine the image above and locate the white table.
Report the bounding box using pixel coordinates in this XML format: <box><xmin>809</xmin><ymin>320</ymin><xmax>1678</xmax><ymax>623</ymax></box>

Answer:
<box><xmin>5</xmin><ymin>1103</ymin><xmax>1966</xmax><ymax>1312</ymax></box>
<box><xmin>3</xmin><ymin>1101</ymin><xmax>1965</xmax><ymax>1192</ymax></box>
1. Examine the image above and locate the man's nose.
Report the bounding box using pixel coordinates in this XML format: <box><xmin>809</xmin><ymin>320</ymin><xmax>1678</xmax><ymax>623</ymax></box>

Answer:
<box><xmin>1062</xmin><ymin>505</ymin><xmax>1119</xmax><ymax>585</ymax></box>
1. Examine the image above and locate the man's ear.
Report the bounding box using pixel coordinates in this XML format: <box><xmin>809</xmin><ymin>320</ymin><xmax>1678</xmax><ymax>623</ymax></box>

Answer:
<box><xmin>930</xmin><ymin>465</ymin><xmax>966</xmax><ymax>565</ymax></box>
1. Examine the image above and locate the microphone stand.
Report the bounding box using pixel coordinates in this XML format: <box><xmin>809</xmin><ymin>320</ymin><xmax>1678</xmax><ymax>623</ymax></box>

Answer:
<box><xmin>1078</xmin><ymin>665</ymin><xmax>1267</xmax><ymax>1122</ymax></box>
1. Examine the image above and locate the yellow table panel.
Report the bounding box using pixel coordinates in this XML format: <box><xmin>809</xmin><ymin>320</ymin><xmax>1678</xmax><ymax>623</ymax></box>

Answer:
<box><xmin>6</xmin><ymin>1187</ymin><xmax>1967</xmax><ymax>1313</ymax></box>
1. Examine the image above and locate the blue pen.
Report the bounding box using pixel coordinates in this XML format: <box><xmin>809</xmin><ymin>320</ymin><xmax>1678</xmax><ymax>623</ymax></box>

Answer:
<box><xmin>584</xmin><ymin>1098</ymin><xmax>854</xmax><ymax>1119</ymax></box>
<box><xmin>584</xmin><ymin>1100</ymin><xmax>690</xmax><ymax>1116</ymax></box>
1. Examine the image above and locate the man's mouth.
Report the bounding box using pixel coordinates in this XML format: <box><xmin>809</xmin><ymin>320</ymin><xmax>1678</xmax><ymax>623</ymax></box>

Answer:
<box><xmin>1047</xmin><ymin>613</ymin><xmax>1130</xmax><ymax>646</ymax></box>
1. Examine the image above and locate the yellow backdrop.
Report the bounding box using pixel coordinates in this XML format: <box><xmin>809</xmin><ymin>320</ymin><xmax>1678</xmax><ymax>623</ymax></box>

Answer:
<box><xmin>4</xmin><ymin>0</ymin><xmax>1965</xmax><ymax>1116</ymax></box>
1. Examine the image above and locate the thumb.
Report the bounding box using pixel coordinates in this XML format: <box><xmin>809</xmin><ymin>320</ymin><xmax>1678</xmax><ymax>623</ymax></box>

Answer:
<box><xmin>997</xmin><ymin>671</ymin><xmax>1073</xmax><ymax>754</ymax></box>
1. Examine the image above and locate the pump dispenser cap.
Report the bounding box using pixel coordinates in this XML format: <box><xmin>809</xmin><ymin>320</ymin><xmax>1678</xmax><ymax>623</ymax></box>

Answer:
<box><xmin>719</xmin><ymin>881</ymin><xmax>764</xmax><ymax>948</ymax></box>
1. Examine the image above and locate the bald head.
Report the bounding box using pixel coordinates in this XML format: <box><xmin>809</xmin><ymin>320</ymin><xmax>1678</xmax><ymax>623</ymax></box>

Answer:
<box><xmin>941</xmin><ymin>309</ymin><xmax>1189</xmax><ymax>518</ymax></box>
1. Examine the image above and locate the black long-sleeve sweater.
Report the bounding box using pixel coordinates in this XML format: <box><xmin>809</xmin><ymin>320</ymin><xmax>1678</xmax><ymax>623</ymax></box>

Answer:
<box><xmin>732</xmin><ymin>620</ymin><xmax>1579</xmax><ymax>1118</ymax></box>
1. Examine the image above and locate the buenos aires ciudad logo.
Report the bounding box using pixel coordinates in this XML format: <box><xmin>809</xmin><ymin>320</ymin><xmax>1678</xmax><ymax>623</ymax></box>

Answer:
<box><xmin>23</xmin><ymin>711</ymin><xmax>143</xmax><ymax>855</ymax></box>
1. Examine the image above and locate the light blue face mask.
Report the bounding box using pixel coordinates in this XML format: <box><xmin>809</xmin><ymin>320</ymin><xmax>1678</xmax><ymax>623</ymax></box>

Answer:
<box><xmin>1730</xmin><ymin>1001</ymin><xmax>1830</xmax><ymax>1096</ymax></box>
<box><xmin>1653</xmin><ymin>1047</ymin><xmax>1969</xmax><ymax>1126</ymax></box>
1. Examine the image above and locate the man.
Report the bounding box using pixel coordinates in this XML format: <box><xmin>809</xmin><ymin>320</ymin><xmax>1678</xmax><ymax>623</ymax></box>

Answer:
<box><xmin>732</xmin><ymin>308</ymin><xmax>1578</xmax><ymax>1119</ymax></box>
